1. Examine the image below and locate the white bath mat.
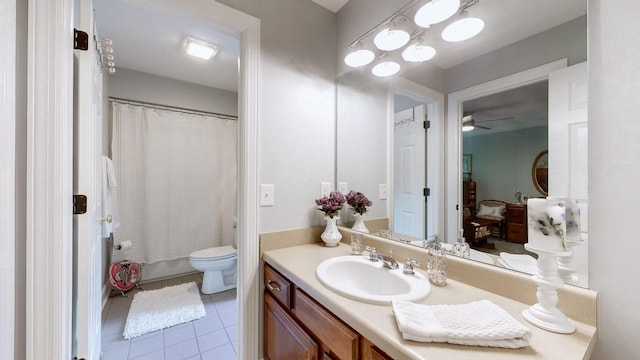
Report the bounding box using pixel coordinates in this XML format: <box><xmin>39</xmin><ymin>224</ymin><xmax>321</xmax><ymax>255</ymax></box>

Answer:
<box><xmin>123</xmin><ymin>282</ymin><xmax>205</xmax><ymax>339</ymax></box>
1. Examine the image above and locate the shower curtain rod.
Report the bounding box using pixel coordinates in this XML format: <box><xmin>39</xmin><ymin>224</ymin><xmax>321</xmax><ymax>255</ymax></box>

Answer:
<box><xmin>109</xmin><ymin>97</ymin><xmax>238</xmax><ymax>120</ymax></box>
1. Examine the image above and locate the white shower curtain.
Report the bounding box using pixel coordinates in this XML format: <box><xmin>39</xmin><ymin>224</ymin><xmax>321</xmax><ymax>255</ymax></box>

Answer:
<box><xmin>111</xmin><ymin>102</ymin><xmax>237</xmax><ymax>264</ymax></box>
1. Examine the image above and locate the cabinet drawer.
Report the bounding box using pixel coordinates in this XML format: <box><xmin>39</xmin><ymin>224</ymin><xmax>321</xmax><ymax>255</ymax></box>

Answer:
<box><xmin>507</xmin><ymin>224</ymin><xmax>526</xmax><ymax>243</ymax></box>
<box><xmin>264</xmin><ymin>265</ymin><xmax>292</xmax><ymax>309</ymax></box>
<box><xmin>293</xmin><ymin>289</ymin><xmax>360</xmax><ymax>360</ymax></box>
<box><xmin>507</xmin><ymin>210</ymin><xmax>525</xmax><ymax>223</ymax></box>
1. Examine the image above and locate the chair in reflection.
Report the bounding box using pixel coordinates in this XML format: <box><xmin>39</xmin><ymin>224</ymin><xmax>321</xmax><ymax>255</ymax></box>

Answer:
<box><xmin>474</xmin><ymin>200</ymin><xmax>507</xmax><ymax>241</ymax></box>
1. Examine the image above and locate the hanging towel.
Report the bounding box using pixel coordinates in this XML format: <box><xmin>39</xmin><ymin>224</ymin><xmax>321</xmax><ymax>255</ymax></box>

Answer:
<box><xmin>391</xmin><ymin>299</ymin><xmax>531</xmax><ymax>349</ymax></box>
<box><xmin>101</xmin><ymin>155</ymin><xmax>121</xmax><ymax>237</ymax></box>
<box><xmin>498</xmin><ymin>252</ymin><xmax>538</xmax><ymax>275</ymax></box>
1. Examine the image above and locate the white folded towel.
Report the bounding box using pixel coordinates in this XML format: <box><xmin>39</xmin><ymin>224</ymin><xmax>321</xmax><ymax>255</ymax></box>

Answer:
<box><xmin>499</xmin><ymin>252</ymin><xmax>538</xmax><ymax>275</ymax></box>
<box><xmin>392</xmin><ymin>299</ymin><xmax>531</xmax><ymax>349</ymax></box>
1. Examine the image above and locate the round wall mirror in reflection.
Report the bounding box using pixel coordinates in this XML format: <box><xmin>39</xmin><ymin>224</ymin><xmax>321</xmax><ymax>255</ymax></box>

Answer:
<box><xmin>532</xmin><ymin>150</ymin><xmax>548</xmax><ymax>196</ymax></box>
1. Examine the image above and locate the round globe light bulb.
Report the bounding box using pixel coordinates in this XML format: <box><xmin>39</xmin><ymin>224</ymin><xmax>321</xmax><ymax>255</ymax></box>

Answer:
<box><xmin>371</xmin><ymin>61</ymin><xmax>400</xmax><ymax>77</ymax></box>
<box><xmin>402</xmin><ymin>44</ymin><xmax>437</xmax><ymax>62</ymax></box>
<box><xmin>373</xmin><ymin>28</ymin><xmax>410</xmax><ymax>51</ymax></box>
<box><xmin>414</xmin><ymin>0</ymin><xmax>461</xmax><ymax>27</ymax></box>
<box><xmin>344</xmin><ymin>49</ymin><xmax>375</xmax><ymax>67</ymax></box>
<box><xmin>442</xmin><ymin>17</ymin><xmax>485</xmax><ymax>42</ymax></box>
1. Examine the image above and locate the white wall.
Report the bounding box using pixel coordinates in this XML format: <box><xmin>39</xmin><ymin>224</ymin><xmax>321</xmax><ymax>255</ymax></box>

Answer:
<box><xmin>463</xmin><ymin>126</ymin><xmax>547</xmax><ymax>202</ymax></box>
<box><xmin>106</xmin><ymin>68</ymin><xmax>238</xmax><ymax>116</ymax></box>
<box><xmin>588</xmin><ymin>0</ymin><xmax>640</xmax><ymax>358</ymax></box>
<box><xmin>219</xmin><ymin>0</ymin><xmax>338</xmax><ymax>233</ymax></box>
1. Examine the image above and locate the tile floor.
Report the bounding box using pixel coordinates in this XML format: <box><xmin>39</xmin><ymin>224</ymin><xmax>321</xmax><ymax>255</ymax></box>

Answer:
<box><xmin>100</xmin><ymin>273</ymin><xmax>238</xmax><ymax>360</ymax></box>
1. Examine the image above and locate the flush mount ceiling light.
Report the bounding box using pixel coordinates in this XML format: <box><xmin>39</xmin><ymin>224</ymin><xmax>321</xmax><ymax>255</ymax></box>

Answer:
<box><xmin>373</xmin><ymin>26</ymin><xmax>411</xmax><ymax>51</ymax></box>
<box><xmin>372</xmin><ymin>61</ymin><xmax>401</xmax><ymax>77</ymax></box>
<box><xmin>402</xmin><ymin>42</ymin><xmax>437</xmax><ymax>62</ymax></box>
<box><xmin>414</xmin><ymin>0</ymin><xmax>461</xmax><ymax>28</ymax></box>
<box><xmin>442</xmin><ymin>17</ymin><xmax>485</xmax><ymax>42</ymax></box>
<box><xmin>344</xmin><ymin>46</ymin><xmax>376</xmax><ymax>67</ymax></box>
<box><xmin>184</xmin><ymin>37</ymin><xmax>218</xmax><ymax>60</ymax></box>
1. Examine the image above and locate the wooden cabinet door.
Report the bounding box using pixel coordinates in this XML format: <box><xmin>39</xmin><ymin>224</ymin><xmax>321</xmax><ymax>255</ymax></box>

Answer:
<box><xmin>264</xmin><ymin>293</ymin><xmax>318</xmax><ymax>360</ymax></box>
<box><xmin>361</xmin><ymin>337</ymin><xmax>394</xmax><ymax>360</ymax></box>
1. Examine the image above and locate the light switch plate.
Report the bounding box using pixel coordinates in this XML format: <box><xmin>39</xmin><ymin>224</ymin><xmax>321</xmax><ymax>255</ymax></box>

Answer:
<box><xmin>338</xmin><ymin>182</ymin><xmax>348</xmax><ymax>194</ymax></box>
<box><xmin>379</xmin><ymin>184</ymin><xmax>388</xmax><ymax>200</ymax></box>
<box><xmin>260</xmin><ymin>184</ymin><xmax>274</xmax><ymax>206</ymax></box>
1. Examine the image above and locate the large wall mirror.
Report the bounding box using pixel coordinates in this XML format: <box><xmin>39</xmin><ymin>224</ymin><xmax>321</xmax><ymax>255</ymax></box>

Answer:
<box><xmin>336</xmin><ymin>0</ymin><xmax>588</xmax><ymax>288</ymax></box>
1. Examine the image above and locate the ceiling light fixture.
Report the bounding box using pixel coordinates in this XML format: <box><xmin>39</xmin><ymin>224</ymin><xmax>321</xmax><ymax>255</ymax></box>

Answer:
<box><xmin>372</xmin><ymin>61</ymin><xmax>401</xmax><ymax>77</ymax></box>
<box><xmin>442</xmin><ymin>16</ymin><xmax>485</xmax><ymax>42</ymax></box>
<box><xmin>414</xmin><ymin>0</ymin><xmax>461</xmax><ymax>28</ymax></box>
<box><xmin>185</xmin><ymin>37</ymin><xmax>218</xmax><ymax>60</ymax></box>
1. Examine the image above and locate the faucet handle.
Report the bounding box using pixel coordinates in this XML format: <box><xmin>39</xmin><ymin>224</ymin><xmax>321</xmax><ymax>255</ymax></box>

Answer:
<box><xmin>403</xmin><ymin>258</ymin><xmax>421</xmax><ymax>275</ymax></box>
<box><xmin>365</xmin><ymin>246</ymin><xmax>378</xmax><ymax>262</ymax></box>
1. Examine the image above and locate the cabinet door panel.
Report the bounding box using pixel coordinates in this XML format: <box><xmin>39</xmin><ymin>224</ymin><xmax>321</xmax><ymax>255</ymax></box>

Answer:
<box><xmin>264</xmin><ymin>293</ymin><xmax>318</xmax><ymax>360</ymax></box>
<box><xmin>293</xmin><ymin>289</ymin><xmax>359</xmax><ymax>360</ymax></box>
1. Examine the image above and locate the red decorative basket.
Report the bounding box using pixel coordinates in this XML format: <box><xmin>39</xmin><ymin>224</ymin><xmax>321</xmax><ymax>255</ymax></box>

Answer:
<box><xmin>109</xmin><ymin>260</ymin><xmax>142</xmax><ymax>292</ymax></box>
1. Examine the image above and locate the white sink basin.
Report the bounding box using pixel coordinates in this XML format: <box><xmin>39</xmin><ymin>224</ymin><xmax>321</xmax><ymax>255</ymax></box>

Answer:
<box><xmin>315</xmin><ymin>256</ymin><xmax>431</xmax><ymax>305</ymax></box>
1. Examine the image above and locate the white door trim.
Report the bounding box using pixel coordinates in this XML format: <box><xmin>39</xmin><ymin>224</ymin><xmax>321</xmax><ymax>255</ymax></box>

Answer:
<box><xmin>26</xmin><ymin>0</ymin><xmax>75</xmax><ymax>358</ymax></box>
<box><xmin>445</xmin><ymin>59</ymin><xmax>568</xmax><ymax>244</ymax></box>
<box><xmin>1</xmin><ymin>0</ymin><xmax>17</xmax><ymax>359</ymax></box>
<box><xmin>27</xmin><ymin>1</ymin><xmax>260</xmax><ymax>359</ymax></box>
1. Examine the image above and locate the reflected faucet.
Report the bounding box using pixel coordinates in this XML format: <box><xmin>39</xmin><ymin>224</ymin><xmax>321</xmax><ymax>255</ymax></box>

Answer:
<box><xmin>423</xmin><ymin>234</ymin><xmax>440</xmax><ymax>248</ymax></box>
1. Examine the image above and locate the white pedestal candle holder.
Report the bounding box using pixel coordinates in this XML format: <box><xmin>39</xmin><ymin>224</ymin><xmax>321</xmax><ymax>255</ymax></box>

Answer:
<box><xmin>556</xmin><ymin>240</ymin><xmax>583</xmax><ymax>284</ymax></box>
<box><xmin>522</xmin><ymin>244</ymin><xmax>575</xmax><ymax>334</ymax></box>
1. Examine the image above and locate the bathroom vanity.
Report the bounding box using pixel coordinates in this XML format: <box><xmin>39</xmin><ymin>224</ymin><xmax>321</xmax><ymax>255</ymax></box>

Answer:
<box><xmin>261</xmin><ymin>236</ymin><xmax>597</xmax><ymax>360</ymax></box>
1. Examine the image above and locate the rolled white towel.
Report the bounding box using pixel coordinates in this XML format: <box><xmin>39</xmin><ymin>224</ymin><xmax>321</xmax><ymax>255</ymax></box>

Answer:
<box><xmin>499</xmin><ymin>252</ymin><xmax>538</xmax><ymax>275</ymax></box>
<box><xmin>392</xmin><ymin>299</ymin><xmax>531</xmax><ymax>349</ymax></box>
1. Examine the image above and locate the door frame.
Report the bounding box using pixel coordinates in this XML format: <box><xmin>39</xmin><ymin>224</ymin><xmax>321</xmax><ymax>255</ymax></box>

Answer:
<box><xmin>445</xmin><ymin>59</ymin><xmax>567</xmax><ymax>245</ymax></box>
<box><xmin>27</xmin><ymin>1</ymin><xmax>260</xmax><ymax>358</ymax></box>
<box><xmin>1</xmin><ymin>0</ymin><xmax>17</xmax><ymax>359</ymax></box>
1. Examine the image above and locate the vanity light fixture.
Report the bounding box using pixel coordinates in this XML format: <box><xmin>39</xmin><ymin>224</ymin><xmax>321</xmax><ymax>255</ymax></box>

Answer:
<box><xmin>343</xmin><ymin>0</ymin><xmax>481</xmax><ymax>77</ymax></box>
<box><xmin>185</xmin><ymin>37</ymin><xmax>218</xmax><ymax>60</ymax></box>
<box><xmin>441</xmin><ymin>15</ymin><xmax>485</xmax><ymax>42</ymax></box>
<box><xmin>98</xmin><ymin>38</ymin><xmax>117</xmax><ymax>75</ymax></box>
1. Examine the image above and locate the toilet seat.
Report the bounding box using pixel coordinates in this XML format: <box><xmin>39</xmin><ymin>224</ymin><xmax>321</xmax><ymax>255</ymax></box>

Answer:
<box><xmin>189</xmin><ymin>245</ymin><xmax>237</xmax><ymax>260</ymax></box>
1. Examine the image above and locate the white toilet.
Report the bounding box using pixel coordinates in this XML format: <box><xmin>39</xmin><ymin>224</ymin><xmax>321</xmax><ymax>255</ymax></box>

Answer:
<box><xmin>189</xmin><ymin>245</ymin><xmax>237</xmax><ymax>294</ymax></box>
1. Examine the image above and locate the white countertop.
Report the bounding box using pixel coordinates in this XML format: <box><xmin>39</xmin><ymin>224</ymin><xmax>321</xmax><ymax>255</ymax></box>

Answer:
<box><xmin>263</xmin><ymin>243</ymin><xmax>597</xmax><ymax>360</ymax></box>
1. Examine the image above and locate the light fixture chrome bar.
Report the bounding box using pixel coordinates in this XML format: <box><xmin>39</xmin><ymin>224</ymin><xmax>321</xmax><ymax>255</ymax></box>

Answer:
<box><xmin>348</xmin><ymin>0</ymin><xmax>479</xmax><ymax>49</ymax></box>
<box><xmin>348</xmin><ymin>0</ymin><xmax>422</xmax><ymax>48</ymax></box>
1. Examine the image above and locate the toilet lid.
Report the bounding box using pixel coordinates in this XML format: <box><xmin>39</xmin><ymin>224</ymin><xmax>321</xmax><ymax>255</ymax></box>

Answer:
<box><xmin>190</xmin><ymin>245</ymin><xmax>237</xmax><ymax>260</ymax></box>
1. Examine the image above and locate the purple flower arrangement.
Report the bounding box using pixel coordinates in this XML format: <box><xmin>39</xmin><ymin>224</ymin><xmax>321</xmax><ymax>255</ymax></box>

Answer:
<box><xmin>345</xmin><ymin>190</ymin><xmax>372</xmax><ymax>215</ymax></box>
<box><xmin>315</xmin><ymin>191</ymin><xmax>346</xmax><ymax>218</ymax></box>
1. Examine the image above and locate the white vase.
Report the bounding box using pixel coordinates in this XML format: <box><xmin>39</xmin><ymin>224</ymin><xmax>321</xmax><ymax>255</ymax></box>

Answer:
<box><xmin>321</xmin><ymin>216</ymin><xmax>342</xmax><ymax>247</ymax></box>
<box><xmin>352</xmin><ymin>213</ymin><xmax>369</xmax><ymax>233</ymax></box>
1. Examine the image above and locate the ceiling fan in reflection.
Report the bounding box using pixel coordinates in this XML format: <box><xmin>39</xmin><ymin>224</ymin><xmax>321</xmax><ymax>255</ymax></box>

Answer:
<box><xmin>462</xmin><ymin>112</ymin><xmax>514</xmax><ymax>131</ymax></box>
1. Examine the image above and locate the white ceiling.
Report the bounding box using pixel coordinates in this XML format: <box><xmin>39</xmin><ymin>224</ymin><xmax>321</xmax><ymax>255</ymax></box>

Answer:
<box><xmin>93</xmin><ymin>0</ymin><xmax>585</xmax><ymax>93</ymax></box>
<box><xmin>312</xmin><ymin>0</ymin><xmax>350</xmax><ymax>13</ymax></box>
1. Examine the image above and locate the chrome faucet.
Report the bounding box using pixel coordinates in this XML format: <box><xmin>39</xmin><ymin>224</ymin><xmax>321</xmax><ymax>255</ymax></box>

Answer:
<box><xmin>365</xmin><ymin>246</ymin><xmax>398</xmax><ymax>269</ymax></box>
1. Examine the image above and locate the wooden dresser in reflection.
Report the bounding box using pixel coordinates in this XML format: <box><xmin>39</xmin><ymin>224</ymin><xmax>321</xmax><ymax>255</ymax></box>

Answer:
<box><xmin>506</xmin><ymin>203</ymin><xmax>528</xmax><ymax>244</ymax></box>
